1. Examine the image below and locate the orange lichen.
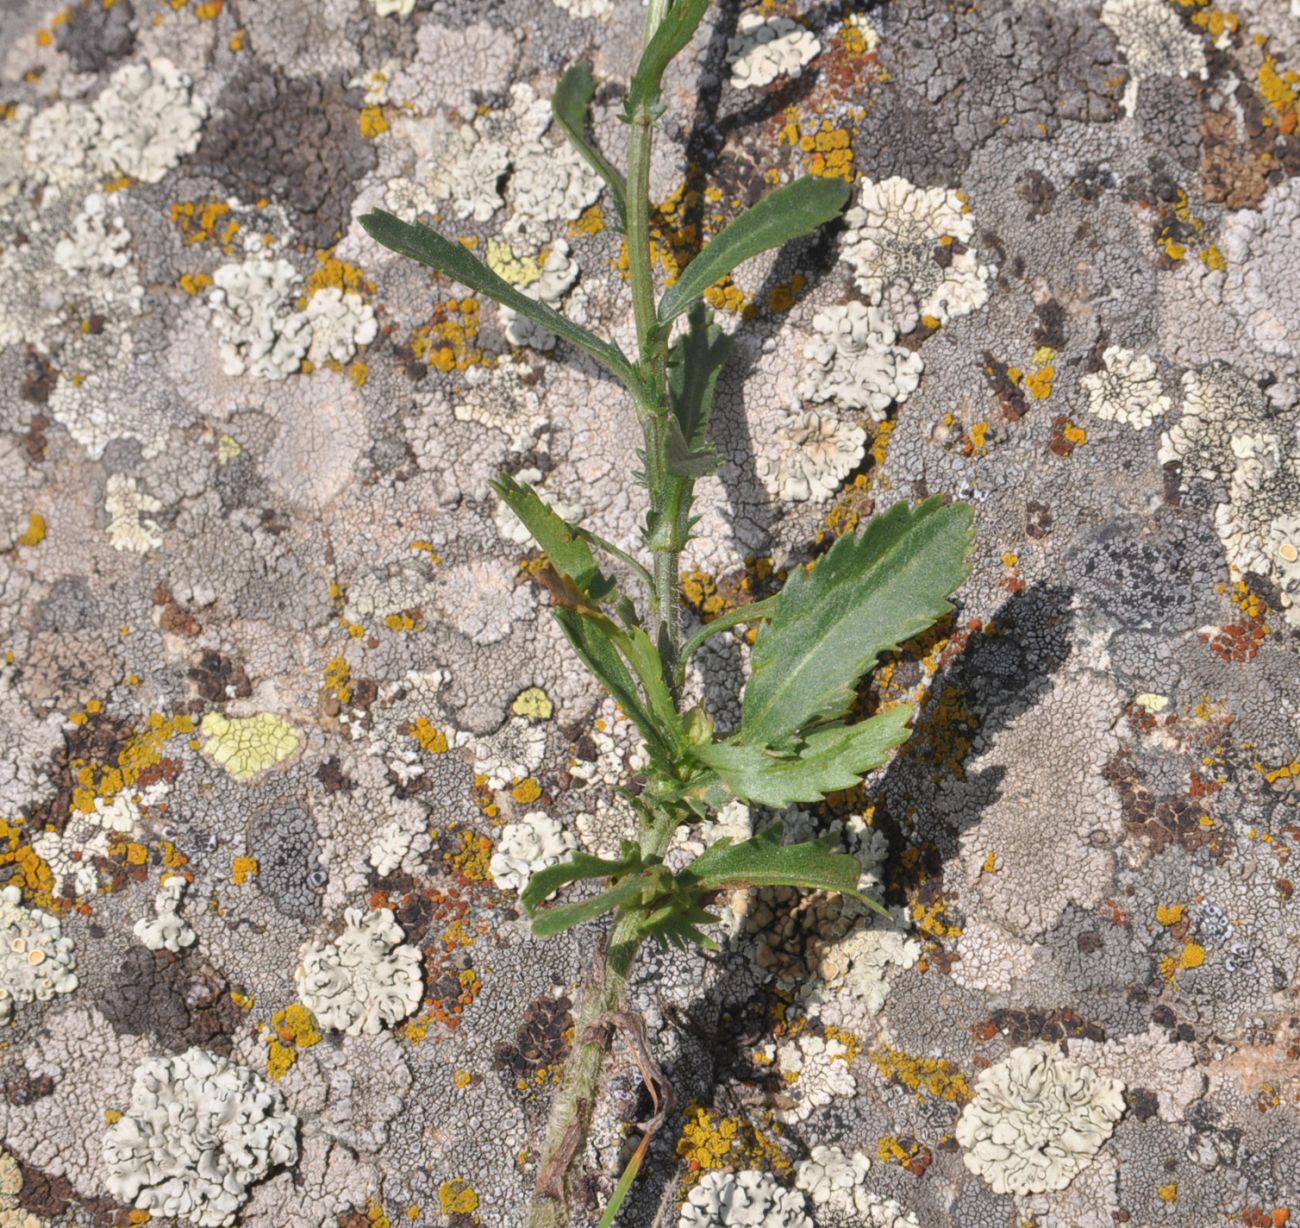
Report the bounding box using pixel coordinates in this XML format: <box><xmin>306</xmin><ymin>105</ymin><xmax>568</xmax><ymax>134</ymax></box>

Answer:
<box><xmin>410</xmin><ymin>299</ymin><xmax>485</xmax><ymax>372</ymax></box>
<box><xmin>511</xmin><ymin>777</ymin><xmax>542</xmax><ymax>805</ymax></box>
<box><xmin>868</xmin><ymin>1045</ymin><xmax>972</xmax><ymax>1102</ymax></box>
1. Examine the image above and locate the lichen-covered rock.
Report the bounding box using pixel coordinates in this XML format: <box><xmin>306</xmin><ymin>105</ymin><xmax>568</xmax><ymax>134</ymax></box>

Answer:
<box><xmin>103</xmin><ymin>1047</ymin><xmax>298</xmax><ymax>1227</ymax></box>
<box><xmin>134</xmin><ymin>874</ymin><xmax>197</xmax><ymax>953</ymax></box>
<box><xmin>1081</xmin><ymin>347</ymin><xmax>1171</xmax><ymax>430</ymax></box>
<box><xmin>488</xmin><ymin>812</ymin><xmax>577</xmax><ymax>894</ymax></box>
<box><xmin>955</xmin><ymin>1047</ymin><xmax>1125</xmax><ymax>1195</ymax></box>
<box><xmin>800</xmin><ymin>302</ymin><xmax>925</xmax><ymax>420</ymax></box>
<box><xmin>0</xmin><ymin>886</ymin><xmax>78</xmax><ymax>1025</ymax></box>
<box><xmin>680</xmin><ymin>1169</ymin><xmax>812</xmax><ymax>1228</ymax></box>
<box><xmin>840</xmin><ymin>176</ymin><xmax>991</xmax><ymax>329</ymax></box>
<box><xmin>727</xmin><ymin>15</ymin><xmax>820</xmax><ymax>88</ymax></box>
<box><xmin>294</xmin><ymin>908</ymin><xmax>423</xmax><ymax>1036</ymax></box>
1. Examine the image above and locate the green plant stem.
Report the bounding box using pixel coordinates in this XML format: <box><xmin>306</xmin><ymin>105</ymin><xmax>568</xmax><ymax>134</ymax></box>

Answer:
<box><xmin>527</xmin><ymin>805</ymin><xmax>682</xmax><ymax>1228</ymax></box>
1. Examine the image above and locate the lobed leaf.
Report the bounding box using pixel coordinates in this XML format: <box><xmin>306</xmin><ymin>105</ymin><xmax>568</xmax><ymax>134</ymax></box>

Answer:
<box><xmin>656</xmin><ymin>177</ymin><xmax>850</xmax><ymax>327</ymax></box>
<box><xmin>680</xmin><ymin>825</ymin><xmax>878</xmax><ymax>906</ymax></box>
<box><xmin>689</xmin><ymin>705</ymin><xmax>915</xmax><ymax>807</ymax></box>
<box><xmin>740</xmin><ymin>498</ymin><xmax>974</xmax><ymax>749</ymax></box>
<box><xmin>359</xmin><ymin>210</ymin><xmax>635</xmax><ymax>384</ymax></box>
<box><xmin>552</xmin><ymin>61</ymin><xmax>628</xmax><ymax>230</ymax></box>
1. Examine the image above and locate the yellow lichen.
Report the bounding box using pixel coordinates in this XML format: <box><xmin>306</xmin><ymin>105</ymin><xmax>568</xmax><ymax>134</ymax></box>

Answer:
<box><xmin>1156</xmin><ymin>903</ymin><xmax>1185</xmax><ymax>926</ymax></box>
<box><xmin>199</xmin><ymin>712</ymin><xmax>300</xmax><ymax>781</ymax></box>
<box><xmin>410</xmin><ymin>718</ymin><xmax>449</xmax><ymax>754</ymax></box>
<box><xmin>358</xmin><ymin>106</ymin><xmax>389</xmax><ymax>138</ymax></box>
<box><xmin>323</xmin><ymin>656</ymin><xmax>353</xmax><ymax>705</ymax></box>
<box><xmin>231</xmin><ymin>855</ymin><xmax>259</xmax><ymax>885</ymax></box>
<box><xmin>868</xmin><ymin>1045</ymin><xmax>972</xmax><ymax>1102</ymax></box>
<box><xmin>449</xmin><ymin>830</ymin><xmax>493</xmax><ymax>883</ymax></box>
<box><xmin>511</xmin><ymin>777</ymin><xmax>542</xmax><ymax>805</ymax></box>
<box><xmin>568</xmin><ymin>205</ymin><xmax>605</xmax><ymax>238</ymax></box>
<box><xmin>1024</xmin><ymin>366</ymin><xmax>1055</xmax><ymax>400</ymax></box>
<box><xmin>437</xmin><ymin>1180</ymin><xmax>479</xmax><ymax>1215</ymax></box>
<box><xmin>273</xmin><ymin>1003</ymin><xmax>323</xmax><ymax>1048</ymax></box>
<box><xmin>16</xmin><ymin>513</ymin><xmax>45</xmax><ymax>547</ymax></box>
<box><xmin>178</xmin><ymin>271</ymin><xmax>213</xmax><ymax>296</ymax></box>
<box><xmin>486</xmin><ymin>238</ymin><xmax>543</xmax><ymax>288</ymax></box>
<box><xmin>1158</xmin><ymin>1183</ymin><xmax>1178</xmax><ymax>1202</ymax></box>
<box><xmin>512</xmin><ymin>687</ymin><xmax>553</xmax><ymax>721</ymax></box>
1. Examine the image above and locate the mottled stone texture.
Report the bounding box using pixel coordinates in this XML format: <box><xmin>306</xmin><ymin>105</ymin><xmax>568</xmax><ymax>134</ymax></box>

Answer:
<box><xmin>1</xmin><ymin>0</ymin><xmax>1299</xmax><ymax>1225</ymax></box>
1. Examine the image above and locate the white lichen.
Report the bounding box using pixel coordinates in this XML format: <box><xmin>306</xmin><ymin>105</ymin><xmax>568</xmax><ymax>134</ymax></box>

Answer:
<box><xmin>499</xmin><ymin>240</ymin><xmax>584</xmax><ymax>351</ymax></box>
<box><xmin>53</xmin><ymin>193</ymin><xmax>131</xmax><ymax>275</ymax></box>
<box><xmin>800</xmin><ymin>301</ymin><xmax>925</xmax><ymax>420</ymax></box>
<box><xmin>103</xmin><ymin>1048</ymin><xmax>298</xmax><ymax>1227</ymax></box>
<box><xmin>507</xmin><ymin>140</ymin><xmax>602</xmax><ymax>233</ymax></box>
<box><xmin>793</xmin><ymin>1145</ymin><xmax>871</xmax><ymax>1216</ymax></box>
<box><xmin>0</xmin><ymin>885</ymin><xmax>78</xmax><ymax>1026</ymax></box>
<box><xmin>294</xmin><ymin>908</ymin><xmax>424</xmax><ymax>1036</ymax></box>
<box><xmin>209</xmin><ymin>256</ymin><xmax>312</xmax><ymax>380</ymax></box>
<box><xmin>756</xmin><ymin>411</ymin><xmax>866</xmax><ymax>502</ymax></box>
<box><xmin>955</xmin><ymin>1047</ymin><xmax>1126</xmax><ymax>1195</ymax></box>
<box><xmin>760</xmin><ymin>1032</ymin><xmax>856</xmax><ymax>1124</ymax></box>
<box><xmin>105</xmin><ymin>474</ymin><xmax>164</xmax><ymax>554</ymax></box>
<box><xmin>133</xmin><ymin>874</ymin><xmax>196</xmax><ymax>953</ymax></box>
<box><xmin>488</xmin><ymin>812</ymin><xmax>577</xmax><ymax>894</ymax></box>
<box><xmin>304</xmin><ymin>288</ymin><xmax>378</xmax><ymax>366</ymax></box>
<box><xmin>90</xmin><ymin>58</ymin><xmax>208</xmax><ymax>183</ymax></box>
<box><xmin>727</xmin><ymin>15</ymin><xmax>820</xmax><ymax>88</ymax></box>
<box><xmin>840</xmin><ymin>176</ymin><xmax>991</xmax><ymax>330</ymax></box>
<box><xmin>1100</xmin><ymin>0</ymin><xmax>1207</xmax><ymax>114</ymax></box>
<box><xmin>551</xmin><ymin>0</ymin><xmax>613</xmax><ymax>19</ymax></box>
<box><xmin>679</xmin><ymin>1170</ymin><xmax>812</xmax><ymax>1228</ymax></box>
<box><xmin>1080</xmin><ymin>346</ymin><xmax>1171</xmax><ymax>429</ymax></box>
<box><xmin>1219</xmin><ymin>176</ymin><xmax>1300</xmax><ymax>360</ymax></box>
<box><xmin>473</xmin><ymin>716</ymin><xmax>547</xmax><ymax>788</ymax></box>
<box><xmin>368</xmin><ymin>823</ymin><xmax>417</xmax><ymax>877</ymax></box>
<box><xmin>370</xmin><ymin>0</ymin><xmax>415</xmax><ymax>15</ymax></box>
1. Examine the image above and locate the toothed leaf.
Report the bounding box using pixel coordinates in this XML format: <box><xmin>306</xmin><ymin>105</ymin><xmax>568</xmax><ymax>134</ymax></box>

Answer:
<box><xmin>740</xmin><ymin>498</ymin><xmax>973</xmax><ymax>748</ymax></box>
<box><xmin>690</xmin><ymin>705</ymin><xmax>915</xmax><ymax>807</ymax></box>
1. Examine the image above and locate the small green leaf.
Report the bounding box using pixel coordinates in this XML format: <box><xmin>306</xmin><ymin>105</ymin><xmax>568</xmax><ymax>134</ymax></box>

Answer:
<box><xmin>529</xmin><ymin>874</ymin><xmax>654</xmax><ymax>938</ymax></box>
<box><xmin>493</xmin><ymin>474</ymin><xmax>614</xmax><ymax>601</ymax></box>
<box><xmin>552</xmin><ymin>607</ymin><xmax>672</xmax><ymax>762</ymax></box>
<box><xmin>520</xmin><ymin>843</ymin><xmax>645</xmax><ymax>916</ymax></box>
<box><xmin>666</xmin><ymin>419</ymin><xmax>719</xmax><ymax>478</ymax></box>
<box><xmin>689</xmin><ymin>705</ymin><xmax>915</xmax><ymax>807</ymax></box>
<box><xmin>359</xmin><ymin>210</ymin><xmax>635</xmax><ymax>385</ymax></box>
<box><xmin>681</xmin><ymin>825</ymin><xmax>876</xmax><ymax>906</ymax></box>
<box><xmin>741</xmin><ymin>498</ymin><xmax>974</xmax><ymax>748</ymax></box>
<box><xmin>625</xmin><ymin>0</ymin><xmax>711</xmax><ymax>123</ymax></box>
<box><xmin>638</xmin><ymin>898</ymin><xmax>721</xmax><ymax>950</ymax></box>
<box><xmin>668</xmin><ymin>301</ymin><xmax>730</xmax><ymax>452</ymax></box>
<box><xmin>657</xmin><ymin>177</ymin><xmax>850</xmax><ymax>326</ymax></box>
<box><xmin>552</xmin><ymin>61</ymin><xmax>628</xmax><ymax>230</ymax></box>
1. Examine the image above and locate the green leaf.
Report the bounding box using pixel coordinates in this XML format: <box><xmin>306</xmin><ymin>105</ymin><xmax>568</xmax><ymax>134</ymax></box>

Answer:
<box><xmin>359</xmin><ymin>210</ymin><xmax>635</xmax><ymax>384</ymax></box>
<box><xmin>552</xmin><ymin>61</ymin><xmax>628</xmax><ymax>230</ymax></box>
<box><xmin>625</xmin><ymin>0</ymin><xmax>711</xmax><ymax>123</ymax></box>
<box><xmin>689</xmin><ymin>705</ymin><xmax>915</xmax><ymax>807</ymax></box>
<box><xmin>668</xmin><ymin>301</ymin><xmax>730</xmax><ymax>454</ymax></box>
<box><xmin>638</xmin><ymin>898</ymin><xmax>722</xmax><ymax>950</ymax></box>
<box><xmin>656</xmin><ymin>177</ymin><xmax>850</xmax><ymax>326</ymax></box>
<box><xmin>666</xmin><ymin>419</ymin><xmax>719</xmax><ymax>478</ymax></box>
<box><xmin>680</xmin><ymin>824</ymin><xmax>875</xmax><ymax>904</ymax></box>
<box><xmin>552</xmin><ymin>607</ymin><xmax>672</xmax><ymax>761</ymax></box>
<box><xmin>520</xmin><ymin>843</ymin><xmax>645</xmax><ymax>916</ymax></box>
<box><xmin>740</xmin><ymin>498</ymin><xmax>974</xmax><ymax>748</ymax></box>
<box><xmin>493</xmin><ymin>474</ymin><xmax>614</xmax><ymax>601</ymax></box>
<box><xmin>529</xmin><ymin>874</ymin><xmax>654</xmax><ymax>938</ymax></box>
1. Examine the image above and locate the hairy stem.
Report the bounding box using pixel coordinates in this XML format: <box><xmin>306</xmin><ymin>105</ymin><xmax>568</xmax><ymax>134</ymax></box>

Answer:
<box><xmin>527</xmin><ymin>806</ymin><xmax>682</xmax><ymax>1228</ymax></box>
